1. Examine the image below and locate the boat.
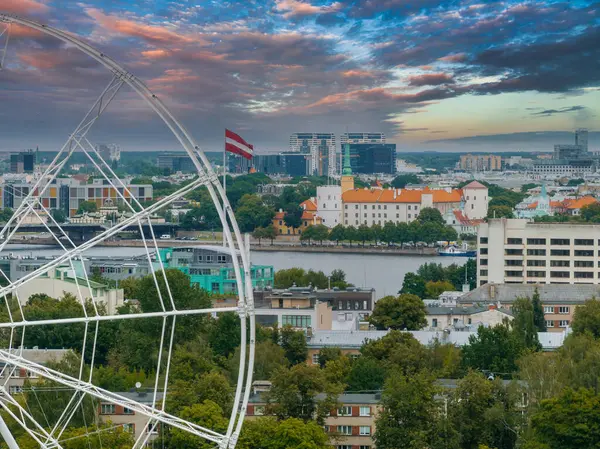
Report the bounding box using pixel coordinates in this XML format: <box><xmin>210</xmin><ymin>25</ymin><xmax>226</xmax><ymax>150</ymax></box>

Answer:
<box><xmin>438</xmin><ymin>245</ymin><xmax>477</xmax><ymax>257</ymax></box>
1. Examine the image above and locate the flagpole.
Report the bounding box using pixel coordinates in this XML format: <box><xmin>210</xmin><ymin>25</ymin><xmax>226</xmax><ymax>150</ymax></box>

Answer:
<box><xmin>223</xmin><ymin>131</ymin><xmax>227</xmax><ymax>247</ymax></box>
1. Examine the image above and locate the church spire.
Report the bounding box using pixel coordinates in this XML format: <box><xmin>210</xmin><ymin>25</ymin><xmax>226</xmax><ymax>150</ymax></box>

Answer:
<box><xmin>342</xmin><ymin>142</ymin><xmax>352</xmax><ymax>175</ymax></box>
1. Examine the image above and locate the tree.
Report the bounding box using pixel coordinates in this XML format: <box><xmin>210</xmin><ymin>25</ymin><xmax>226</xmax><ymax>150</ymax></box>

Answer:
<box><xmin>487</xmin><ymin>205</ymin><xmax>514</xmax><ymax>219</ymax></box>
<box><xmin>417</xmin><ymin>207</ymin><xmax>444</xmax><ymax>225</ymax></box>
<box><xmin>462</xmin><ymin>322</ymin><xmax>526</xmax><ymax>375</ymax></box>
<box><xmin>356</xmin><ymin>224</ymin><xmax>372</xmax><ymax>246</ymax></box>
<box><xmin>370</xmin><ymin>294</ymin><xmax>427</xmax><ymax>330</ymax></box>
<box><xmin>391</xmin><ymin>174</ymin><xmax>420</xmax><ymax>188</ymax></box>
<box><xmin>310</xmin><ymin>224</ymin><xmax>330</xmax><ymax>245</ymax></box>
<box><xmin>330</xmin><ymin>269</ymin><xmax>350</xmax><ymax>289</ymax></box>
<box><xmin>229</xmin><ymin>340</ymin><xmax>288</xmax><ymax>381</ymax></box>
<box><xmin>207</xmin><ymin>312</ymin><xmax>241</xmax><ymax>358</ymax></box>
<box><xmin>266</xmin><ymin>364</ymin><xmax>342</xmax><ymax>424</ymax></box>
<box><xmin>0</xmin><ymin>208</ymin><xmax>13</xmax><ymax>223</ymax></box>
<box><xmin>425</xmin><ymin>280</ymin><xmax>455</xmax><ymax>298</ymax></box>
<box><xmin>531</xmin><ymin>287</ymin><xmax>546</xmax><ymax>332</ymax></box>
<box><xmin>274</xmin><ymin>267</ymin><xmax>306</xmax><ymax>288</ymax></box>
<box><xmin>360</xmin><ymin>330</ymin><xmax>429</xmax><ymax>375</ymax></box>
<box><xmin>581</xmin><ymin>203</ymin><xmax>600</xmax><ymax>222</ymax></box>
<box><xmin>168</xmin><ymin>371</ymin><xmax>233</xmax><ymax>415</ymax></box>
<box><xmin>511</xmin><ymin>297</ymin><xmax>542</xmax><ymax>351</ymax></box>
<box><xmin>76</xmin><ymin>200</ymin><xmax>97</xmax><ymax>214</ymax></box>
<box><xmin>264</xmin><ymin>224</ymin><xmax>277</xmax><ymax>244</ymax></box>
<box><xmin>528</xmin><ymin>388</ymin><xmax>600</xmax><ymax>449</ymax></box>
<box><xmin>300</xmin><ymin>225</ymin><xmax>315</xmax><ymax>243</ymax></box>
<box><xmin>238</xmin><ymin>417</ymin><xmax>329</xmax><ymax>449</ymax></box>
<box><xmin>400</xmin><ymin>272</ymin><xmax>426</xmax><ymax>298</ymax></box>
<box><xmin>344</xmin><ymin>225</ymin><xmax>357</xmax><ymax>246</ymax></box>
<box><xmin>280</xmin><ymin>326</ymin><xmax>308</xmax><ymax>365</ymax></box>
<box><xmin>118</xmin><ymin>276</ymin><xmax>140</xmax><ymax>299</ymax></box>
<box><xmin>252</xmin><ymin>226</ymin><xmax>268</xmax><ymax>245</ymax></box>
<box><xmin>51</xmin><ymin>208</ymin><xmax>67</xmax><ymax>223</ymax></box>
<box><xmin>328</xmin><ymin>224</ymin><xmax>345</xmax><ymax>245</ymax></box>
<box><xmin>317</xmin><ymin>347</ymin><xmax>342</xmax><ymax>369</ymax></box>
<box><xmin>168</xmin><ymin>400</ymin><xmax>228</xmax><ymax>449</ymax></box>
<box><xmin>235</xmin><ymin>194</ymin><xmax>274</xmax><ymax>232</ymax></box>
<box><xmin>284</xmin><ymin>205</ymin><xmax>303</xmax><ymax>230</ymax></box>
<box><xmin>374</xmin><ymin>370</ymin><xmax>439</xmax><ymax>449</ymax></box>
<box><xmin>346</xmin><ymin>356</ymin><xmax>387</xmax><ymax>391</ymax></box>
<box><xmin>572</xmin><ymin>298</ymin><xmax>600</xmax><ymax>338</ymax></box>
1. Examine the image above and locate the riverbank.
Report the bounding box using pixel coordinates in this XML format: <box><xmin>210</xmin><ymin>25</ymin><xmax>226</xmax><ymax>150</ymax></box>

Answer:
<box><xmin>8</xmin><ymin>238</ymin><xmax>439</xmax><ymax>256</ymax></box>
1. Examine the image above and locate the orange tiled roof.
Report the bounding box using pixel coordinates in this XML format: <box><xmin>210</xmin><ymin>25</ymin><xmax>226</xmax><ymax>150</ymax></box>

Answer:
<box><xmin>453</xmin><ymin>210</ymin><xmax>484</xmax><ymax>226</ymax></box>
<box><xmin>562</xmin><ymin>196</ymin><xmax>598</xmax><ymax>210</ymax></box>
<box><xmin>274</xmin><ymin>211</ymin><xmax>285</xmax><ymax>220</ymax></box>
<box><xmin>463</xmin><ymin>181</ymin><xmax>487</xmax><ymax>190</ymax></box>
<box><xmin>550</xmin><ymin>200</ymin><xmax>563</xmax><ymax>208</ymax></box>
<box><xmin>342</xmin><ymin>187</ymin><xmax>462</xmax><ymax>204</ymax></box>
<box><xmin>300</xmin><ymin>199</ymin><xmax>317</xmax><ymax>211</ymax></box>
<box><xmin>527</xmin><ymin>202</ymin><xmax>538</xmax><ymax>209</ymax></box>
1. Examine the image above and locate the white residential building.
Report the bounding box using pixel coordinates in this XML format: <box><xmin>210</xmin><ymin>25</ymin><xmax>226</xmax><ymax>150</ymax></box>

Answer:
<box><xmin>478</xmin><ymin>219</ymin><xmax>600</xmax><ymax>287</ymax></box>
<box><xmin>340</xmin><ymin>132</ymin><xmax>386</xmax><ymax>145</ymax></box>
<box><xmin>316</xmin><ymin>185</ymin><xmax>342</xmax><ymax>228</ymax></box>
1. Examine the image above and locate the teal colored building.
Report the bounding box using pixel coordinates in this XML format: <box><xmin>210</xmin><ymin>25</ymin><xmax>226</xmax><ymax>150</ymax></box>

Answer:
<box><xmin>157</xmin><ymin>246</ymin><xmax>274</xmax><ymax>294</ymax></box>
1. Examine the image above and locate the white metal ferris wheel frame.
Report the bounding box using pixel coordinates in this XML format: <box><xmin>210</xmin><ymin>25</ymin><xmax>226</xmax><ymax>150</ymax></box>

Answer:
<box><xmin>0</xmin><ymin>13</ymin><xmax>255</xmax><ymax>449</ymax></box>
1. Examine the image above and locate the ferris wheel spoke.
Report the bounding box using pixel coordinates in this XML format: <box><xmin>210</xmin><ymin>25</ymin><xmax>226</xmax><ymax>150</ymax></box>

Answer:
<box><xmin>0</xmin><ymin>22</ymin><xmax>10</xmax><ymax>70</ymax></box>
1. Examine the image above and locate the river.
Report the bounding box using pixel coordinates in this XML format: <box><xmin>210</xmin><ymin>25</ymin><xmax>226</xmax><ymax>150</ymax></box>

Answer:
<box><xmin>3</xmin><ymin>244</ymin><xmax>471</xmax><ymax>299</ymax></box>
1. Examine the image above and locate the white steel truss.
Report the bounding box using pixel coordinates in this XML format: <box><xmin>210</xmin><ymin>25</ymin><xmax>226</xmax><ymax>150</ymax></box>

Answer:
<box><xmin>0</xmin><ymin>13</ymin><xmax>255</xmax><ymax>449</ymax></box>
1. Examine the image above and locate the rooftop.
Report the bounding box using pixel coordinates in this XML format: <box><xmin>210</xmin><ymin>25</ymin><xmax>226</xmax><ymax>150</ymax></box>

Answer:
<box><xmin>460</xmin><ymin>283</ymin><xmax>600</xmax><ymax>304</ymax></box>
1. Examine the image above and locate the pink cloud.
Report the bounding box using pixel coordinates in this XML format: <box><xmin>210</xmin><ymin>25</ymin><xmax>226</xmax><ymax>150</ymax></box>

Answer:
<box><xmin>342</xmin><ymin>69</ymin><xmax>376</xmax><ymax>78</ymax></box>
<box><xmin>2</xmin><ymin>0</ymin><xmax>48</xmax><ymax>14</ymax></box>
<box><xmin>275</xmin><ymin>0</ymin><xmax>342</xmax><ymax>19</ymax></box>
<box><xmin>141</xmin><ymin>49</ymin><xmax>171</xmax><ymax>59</ymax></box>
<box><xmin>85</xmin><ymin>8</ymin><xmax>198</xmax><ymax>44</ymax></box>
<box><xmin>407</xmin><ymin>73</ymin><xmax>454</xmax><ymax>86</ymax></box>
<box><xmin>438</xmin><ymin>53</ymin><xmax>468</xmax><ymax>63</ymax></box>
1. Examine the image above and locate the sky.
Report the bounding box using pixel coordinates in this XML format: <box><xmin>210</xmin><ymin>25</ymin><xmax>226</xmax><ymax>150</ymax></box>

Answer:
<box><xmin>0</xmin><ymin>0</ymin><xmax>599</xmax><ymax>153</ymax></box>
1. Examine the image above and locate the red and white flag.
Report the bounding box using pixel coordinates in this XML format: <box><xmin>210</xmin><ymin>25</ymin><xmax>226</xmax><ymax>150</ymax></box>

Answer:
<box><xmin>225</xmin><ymin>129</ymin><xmax>254</xmax><ymax>160</ymax></box>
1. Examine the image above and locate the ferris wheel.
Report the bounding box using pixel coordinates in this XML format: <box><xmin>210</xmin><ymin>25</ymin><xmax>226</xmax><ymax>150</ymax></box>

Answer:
<box><xmin>0</xmin><ymin>14</ymin><xmax>255</xmax><ymax>449</ymax></box>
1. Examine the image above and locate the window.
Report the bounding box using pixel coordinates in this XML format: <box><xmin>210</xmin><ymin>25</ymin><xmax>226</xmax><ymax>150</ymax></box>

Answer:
<box><xmin>480</xmin><ymin>270</ymin><xmax>488</xmax><ymax>276</ymax></box>
<box><xmin>336</xmin><ymin>446</ymin><xmax>352</xmax><ymax>449</ymax></box>
<box><xmin>550</xmin><ymin>249</ymin><xmax>570</xmax><ymax>256</ymax></box>
<box><xmin>122</xmin><ymin>423</ymin><xmax>134</xmax><ymax>433</ymax></box>
<box><xmin>480</xmin><ymin>259</ymin><xmax>488</xmax><ymax>266</ymax></box>
<box><xmin>559</xmin><ymin>320</ymin><xmax>570</xmax><ymax>328</ymax></box>
<box><xmin>338</xmin><ymin>406</ymin><xmax>352</xmax><ymax>416</ymax></box>
<box><xmin>551</xmin><ymin>260</ymin><xmax>570</xmax><ymax>267</ymax></box>
<box><xmin>9</xmin><ymin>386</ymin><xmax>22</xmax><ymax>394</ymax></box>
<box><xmin>282</xmin><ymin>315</ymin><xmax>311</xmax><ymax>328</ymax></box>
<box><xmin>432</xmin><ymin>318</ymin><xmax>438</xmax><ymax>327</ymax></box>
<box><xmin>544</xmin><ymin>306</ymin><xmax>553</xmax><ymax>314</ymax></box>
<box><xmin>505</xmin><ymin>259</ymin><xmax>523</xmax><ymax>266</ymax></box>
<box><xmin>527</xmin><ymin>249</ymin><xmax>546</xmax><ymax>256</ymax></box>
<box><xmin>505</xmin><ymin>271</ymin><xmax>522</xmax><ymax>277</ymax></box>
<box><xmin>480</xmin><ymin>237</ymin><xmax>488</xmax><ymax>244</ymax></box>
<box><xmin>338</xmin><ymin>425</ymin><xmax>352</xmax><ymax>435</ymax></box>
<box><xmin>507</xmin><ymin>238</ymin><xmax>522</xmax><ymax>244</ymax></box>
<box><xmin>559</xmin><ymin>306</ymin><xmax>570</xmax><ymax>314</ymax></box>
<box><xmin>480</xmin><ymin>248</ymin><xmax>488</xmax><ymax>255</ymax></box>
<box><xmin>550</xmin><ymin>271</ymin><xmax>570</xmax><ymax>278</ymax></box>
<box><xmin>217</xmin><ymin>255</ymin><xmax>227</xmax><ymax>263</ymax></box>
<box><xmin>312</xmin><ymin>354</ymin><xmax>319</xmax><ymax>364</ymax></box>
<box><xmin>575</xmin><ymin>250</ymin><xmax>594</xmax><ymax>257</ymax></box>
<box><xmin>546</xmin><ymin>320</ymin><xmax>555</xmax><ymax>328</ymax></box>
<box><xmin>575</xmin><ymin>239</ymin><xmax>594</xmax><ymax>246</ymax></box>
<box><xmin>206</xmin><ymin>255</ymin><xmax>214</xmax><ymax>263</ymax></box>
<box><xmin>505</xmin><ymin>249</ymin><xmax>523</xmax><ymax>255</ymax></box>
<box><xmin>146</xmin><ymin>423</ymin><xmax>159</xmax><ymax>434</ymax></box>
<box><xmin>575</xmin><ymin>260</ymin><xmax>594</xmax><ymax>267</ymax></box>
<box><xmin>551</xmin><ymin>239</ymin><xmax>570</xmax><ymax>245</ymax></box>
<box><xmin>123</xmin><ymin>407</ymin><xmax>134</xmax><ymax>415</ymax></box>
<box><xmin>101</xmin><ymin>404</ymin><xmax>116</xmax><ymax>415</ymax></box>
<box><xmin>527</xmin><ymin>260</ymin><xmax>546</xmax><ymax>267</ymax></box>
<box><xmin>359</xmin><ymin>406</ymin><xmax>371</xmax><ymax>416</ymax></box>
<box><xmin>527</xmin><ymin>271</ymin><xmax>545</xmax><ymax>277</ymax></box>
<box><xmin>360</xmin><ymin>446</ymin><xmax>372</xmax><ymax>449</ymax></box>
<box><xmin>360</xmin><ymin>426</ymin><xmax>371</xmax><ymax>436</ymax></box>
<box><xmin>527</xmin><ymin>238</ymin><xmax>546</xmax><ymax>245</ymax></box>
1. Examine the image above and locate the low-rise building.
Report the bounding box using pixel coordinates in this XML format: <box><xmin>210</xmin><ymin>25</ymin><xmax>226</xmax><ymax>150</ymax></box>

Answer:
<box><xmin>98</xmin><ymin>391</ymin><xmax>164</xmax><ymax>441</ymax></box>
<box><xmin>425</xmin><ymin>305</ymin><xmax>512</xmax><ymax>331</ymax></box>
<box><xmin>272</xmin><ymin>209</ymin><xmax>323</xmax><ymax>235</ymax></box>
<box><xmin>0</xmin><ymin>348</ymin><xmax>68</xmax><ymax>395</ymax></box>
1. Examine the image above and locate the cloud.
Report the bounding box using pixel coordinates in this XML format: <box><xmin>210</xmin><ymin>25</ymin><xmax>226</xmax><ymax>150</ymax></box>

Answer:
<box><xmin>275</xmin><ymin>0</ymin><xmax>342</xmax><ymax>19</ymax></box>
<box><xmin>438</xmin><ymin>53</ymin><xmax>468</xmax><ymax>63</ymax></box>
<box><xmin>407</xmin><ymin>73</ymin><xmax>455</xmax><ymax>86</ymax></box>
<box><xmin>1</xmin><ymin>0</ymin><xmax>48</xmax><ymax>14</ymax></box>
<box><xmin>530</xmin><ymin>105</ymin><xmax>587</xmax><ymax>116</ymax></box>
<box><xmin>84</xmin><ymin>8</ymin><xmax>197</xmax><ymax>44</ymax></box>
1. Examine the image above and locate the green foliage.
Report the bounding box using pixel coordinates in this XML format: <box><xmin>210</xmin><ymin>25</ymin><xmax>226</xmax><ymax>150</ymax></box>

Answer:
<box><xmin>266</xmin><ymin>364</ymin><xmax>343</xmax><ymax>424</ymax></box>
<box><xmin>531</xmin><ymin>288</ymin><xmax>546</xmax><ymax>332</ymax></box>
<box><xmin>488</xmin><ymin>205</ymin><xmax>514</xmax><ymax>218</ymax></box>
<box><xmin>328</xmin><ymin>224</ymin><xmax>346</xmax><ymax>243</ymax></box>
<box><xmin>284</xmin><ymin>205</ymin><xmax>303</xmax><ymax>229</ymax></box>
<box><xmin>274</xmin><ymin>267</ymin><xmax>349</xmax><ymax>289</ymax></box>
<box><xmin>346</xmin><ymin>356</ymin><xmax>387</xmax><ymax>392</ymax></box>
<box><xmin>369</xmin><ymin>294</ymin><xmax>427</xmax><ymax>330</ymax></box>
<box><xmin>391</xmin><ymin>174</ymin><xmax>420</xmax><ymax>188</ymax></box>
<box><xmin>280</xmin><ymin>326</ymin><xmax>308</xmax><ymax>365</ymax></box>
<box><xmin>374</xmin><ymin>370</ymin><xmax>439</xmax><ymax>449</ymax></box>
<box><xmin>168</xmin><ymin>400</ymin><xmax>229</xmax><ymax>449</ymax></box>
<box><xmin>0</xmin><ymin>208</ymin><xmax>12</xmax><ymax>223</ymax></box>
<box><xmin>76</xmin><ymin>200</ymin><xmax>97</xmax><ymax>214</ymax></box>
<box><xmin>462</xmin><ymin>322</ymin><xmax>530</xmax><ymax>375</ymax></box>
<box><xmin>229</xmin><ymin>340</ymin><xmax>289</xmax><ymax>381</ymax></box>
<box><xmin>581</xmin><ymin>203</ymin><xmax>600</xmax><ymax>222</ymax></box>
<box><xmin>252</xmin><ymin>224</ymin><xmax>277</xmax><ymax>244</ymax></box>
<box><xmin>168</xmin><ymin>371</ymin><xmax>233</xmax><ymax>415</ymax></box>
<box><xmin>425</xmin><ymin>280</ymin><xmax>456</xmax><ymax>298</ymax></box>
<box><xmin>528</xmin><ymin>388</ymin><xmax>600</xmax><ymax>449</ymax></box>
<box><xmin>235</xmin><ymin>194</ymin><xmax>275</xmax><ymax>232</ymax></box>
<box><xmin>207</xmin><ymin>312</ymin><xmax>241</xmax><ymax>358</ymax></box>
<box><xmin>238</xmin><ymin>417</ymin><xmax>329</xmax><ymax>449</ymax></box>
<box><xmin>572</xmin><ymin>298</ymin><xmax>600</xmax><ymax>338</ymax></box>
<box><xmin>301</xmin><ymin>224</ymin><xmax>330</xmax><ymax>243</ymax></box>
<box><xmin>400</xmin><ymin>272</ymin><xmax>427</xmax><ymax>297</ymax></box>
<box><xmin>512</xmin><ymin>297</ymin><xmax>542</xmax><ymax>351</ymax></box>
<box><xmin>180</xmin><ymin>204</ymin><xmax>220</xmax><ymax>230</ymax></box>
<box><xmin>417</xmin><ymin>207</ymin><xmax>445</xmax><ymax>225</ymax></box>
<box><xmin>317</xmin><ymin>347</ymin><xmax>342</xmax><ymax>369</ymax></box>
<box><xmin>51</xmin><ymin>208</ymin><xmax>67</xmax><ymax>223</ymax></box>
<box><xmin>521</xmin><ymin>183</ymin><xmax>539</xmax><ymax>193</ymax></box>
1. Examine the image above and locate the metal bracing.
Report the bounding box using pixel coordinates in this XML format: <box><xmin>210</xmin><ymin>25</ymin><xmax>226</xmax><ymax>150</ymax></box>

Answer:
<box><xmin>0</xmin><ymin>13</ymin><xmax>255</xmax><ymax>449</ymax></box>
<box><xmin>0</xmin><ymin>22</ymin><xmax>10</xmax><ymax>70</ymax></box>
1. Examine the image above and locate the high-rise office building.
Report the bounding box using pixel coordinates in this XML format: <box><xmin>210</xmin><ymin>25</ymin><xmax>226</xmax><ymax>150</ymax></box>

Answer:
<box><xmin>157</xmin><ymin>153</ymin><xmax>196</xmax><ymax>173</ymax></box>
<box><xmin>96</xmin><ymin>144</ymin><xmax>121</xmax><ymax>162</ymax></box>
<box><xmin>340</xmin><ymin>133</ymin><xmax>386</xmax><ymax>145</ymax></box>
<box><xmin>289</xmin><ymin>133</ymin><xmax>336</xmax><ymax>177</ymax></box>
<box><xmin>10</xmin><ymin>150</ymin><xmax>36</xmax><ymax>174</ymax></box>
<box><xmin>576</xmin><ymin>128</ymin><xmax>589</xmax><ymax>152</ymax></box>
<box><xmin>347</xmin><ymin>143</ymin><xmax>396</xmax><ymax>174</ymax></box>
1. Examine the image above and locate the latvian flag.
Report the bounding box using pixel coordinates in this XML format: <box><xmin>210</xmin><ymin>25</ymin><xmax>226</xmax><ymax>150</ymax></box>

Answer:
<box><xmin>225</xmin><ymin>129</ymin><xmax>254</xmax><ymax>160</ymax></box>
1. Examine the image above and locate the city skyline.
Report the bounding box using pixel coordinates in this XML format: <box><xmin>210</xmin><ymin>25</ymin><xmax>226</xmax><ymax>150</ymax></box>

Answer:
<box><xmin>0</xmin><ymin>0</ymin><xmax>598</xmax><ymax>152</ymax></box>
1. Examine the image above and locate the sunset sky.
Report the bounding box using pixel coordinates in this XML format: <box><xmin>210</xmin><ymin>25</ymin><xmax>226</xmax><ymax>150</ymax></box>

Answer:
<box><xmin>0</xmin><ymin>0</ymin><xmax>598</xmax><ymax>152</ymax></box>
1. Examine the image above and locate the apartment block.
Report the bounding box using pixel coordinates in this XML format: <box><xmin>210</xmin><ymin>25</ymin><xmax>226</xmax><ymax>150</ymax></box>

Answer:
<box><xmin>98</xmin><ymin>391</ymin><xmax>164</xmax><ymax>441</ymax></box>
<box><xmin>289</xmin><ymin>133</ymin><xmax>336</xmax><ymax>177</ymax></box>
<box><xmin>478</xmin><ymin>219</ymin><xmax>600</xmax><ymax>286</ymax></box>
<box><xmin>459</xmin><ymin>154</ymin><xmax>502</xmax><ymax>172</ymax></box>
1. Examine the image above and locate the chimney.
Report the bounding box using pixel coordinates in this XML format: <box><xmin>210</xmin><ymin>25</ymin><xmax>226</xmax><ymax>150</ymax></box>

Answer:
<box><xmin>393</xmin><ymin>189</ymin><xmax>397</xmax><ymax>199</ymax></box>
<box><xmin>490</xmin><ymin>283</ymin><xmax>496</xmax><ymax>300</ymax></box>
